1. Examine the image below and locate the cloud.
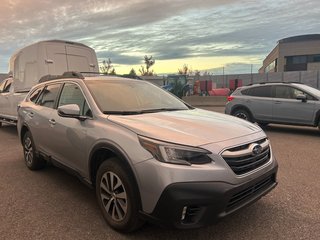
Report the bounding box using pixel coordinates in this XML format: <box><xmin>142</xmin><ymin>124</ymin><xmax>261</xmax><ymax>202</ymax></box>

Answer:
<box><xmin>0</xmin><ymin>0</ymin><xmax>320</xmax><ymax>74</ymax></box>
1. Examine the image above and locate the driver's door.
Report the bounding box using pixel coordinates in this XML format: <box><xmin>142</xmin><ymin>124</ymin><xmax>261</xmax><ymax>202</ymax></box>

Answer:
<box><xmin>272</xmin><ymin>86</ymin><xmax>315</xmax><ymax>125</ymax></box>
<box><xmin>48</xmin><ymin>83</ymin><xmax>91</xmax><ymax>175</ymax></box>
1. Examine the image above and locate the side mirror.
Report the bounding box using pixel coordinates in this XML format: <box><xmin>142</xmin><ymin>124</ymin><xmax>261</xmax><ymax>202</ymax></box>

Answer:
<box><xmin>58</xmin><ymin>104</ymin><xmax>81</xmax><ymax>118</ymax></box>
<box><xmin>296</xmin><ymin>94</ymin><xmax>307</xmax><ymax>102</ymax></box>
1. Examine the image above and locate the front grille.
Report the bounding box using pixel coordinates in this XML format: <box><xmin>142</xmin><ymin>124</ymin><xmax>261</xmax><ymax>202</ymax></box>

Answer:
<box><xmin>226</xmin><ymin>174</ymin><xmax>275</xmax><ymax>211</ymax></box>
<box><xmin>221</xmin><ymin>138</ymin><xmax>271</xmax><ymax>175</ymax></box>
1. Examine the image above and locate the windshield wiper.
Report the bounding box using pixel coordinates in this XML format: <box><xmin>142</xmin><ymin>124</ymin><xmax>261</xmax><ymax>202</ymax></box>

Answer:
<box><xmin>139</xmin><ymin>108</ymin><xmax>187</xmax><ymax>113</ymax></box>
<box><xmin>103</xmin><ymin>108</ymin><xmax>187</xmax><ymax>115</ymax></box>
<box><xmin>103</xmin><ymin>111</ymin><xmax>143</xmax><ymax>115</ymax></box>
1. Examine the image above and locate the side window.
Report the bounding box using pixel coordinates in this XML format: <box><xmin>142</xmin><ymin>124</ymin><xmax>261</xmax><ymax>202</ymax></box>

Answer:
<box><xmin>274</xmin><ymin>86</ymin><xmax>302</xmax><ymax>99</ymax></box>
<box><xmin>0</xmin><ymin>80</ymin><xmax>7</xmax><ymax>92</ymax></box>
<box><xmin>291</xmin><ymin>88</ymin><xmax>304</xmax><ymax>99</ymax></box>
<box><xmin>28</xmin><ymin>87</ymin><xmax>43</xmax><ymax>103</ymax></box>
<box><xmin>291</xmin><ymin>88</ymin><xmax>316</xmax><ymax>100</ymax></box>
<box><xmin>36</xmin><ymin>84</ymin><xmax>61</xmax><ymax>109</ymax></box>
<box><xmin>58</xmin><ymin>83</ymin><xmax>91</xmax><ymax>116</ymax></box>
<box><xmin>3</xmin><ymin>80</ymin><xmax>12</xmax><ymax>93</ymax></box>
<box><xmin>0</xmin><ymin>79</ymin><xmax>13</xmax><ymax>93</ymax></box>
<box><xmin>246</xmin><ymin>86</ymin><xmax>272</xmax><ymax>98</ymax></box>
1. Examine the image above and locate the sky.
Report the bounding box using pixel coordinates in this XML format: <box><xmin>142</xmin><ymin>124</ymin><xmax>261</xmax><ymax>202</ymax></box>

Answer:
<box><xmin>0</xmin><ymin>0</ymin><xmax>320</xmax><ymax>75</ymax></box>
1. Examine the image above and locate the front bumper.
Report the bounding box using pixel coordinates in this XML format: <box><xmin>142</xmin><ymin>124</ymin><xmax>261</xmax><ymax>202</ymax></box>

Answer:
<box><xmin>141</xmin><ymin>163</ymin><xmax>278</xmax><ymax>229</ymax></box>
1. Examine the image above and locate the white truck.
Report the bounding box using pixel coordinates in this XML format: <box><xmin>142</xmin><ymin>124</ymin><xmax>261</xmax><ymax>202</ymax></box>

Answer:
<box><xmin>0</xmin><ymin>40</ymin><xmax>99</xmax><ymax>126</ymax></box>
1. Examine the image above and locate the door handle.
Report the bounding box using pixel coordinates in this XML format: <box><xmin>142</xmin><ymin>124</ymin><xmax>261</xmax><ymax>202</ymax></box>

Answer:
<box><xmin>274</xmin><ymin>101</ymin><xmax>282</xmax><ymax>104</ymax></box>
<box><xmin>49</xmin><ymin>119</ymin><xmax>56</xmax><ymax>125</ymax></box>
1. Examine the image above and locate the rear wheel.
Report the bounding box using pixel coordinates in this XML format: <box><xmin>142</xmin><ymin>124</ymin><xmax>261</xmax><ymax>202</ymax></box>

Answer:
<box><xmin>22</xmin><ymin>131</ymin><xmax>46</xmax><ymax>170</ymax></box>
<box><xmin>96</xmin><ymin>158</ymin><xmax>144</xmax><ymax>232</ymax></box>
<box><xmin>232</xmin><ymin>109</ymin><xmax>252</xmax><ymax>122</ymax></box>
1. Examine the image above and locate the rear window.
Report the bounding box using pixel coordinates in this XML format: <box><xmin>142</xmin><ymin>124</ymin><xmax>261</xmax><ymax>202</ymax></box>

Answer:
<box><xmin>242</xmin><ymin>86</ymin><xmax>272</xmax><ymax>98</ymax></box>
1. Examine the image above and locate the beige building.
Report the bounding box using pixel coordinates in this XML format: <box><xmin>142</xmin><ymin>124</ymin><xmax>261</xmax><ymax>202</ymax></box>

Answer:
<box><xmin>259</xmin><ymin>34</ymin><xmax>320</xmax><ymax>73</ymax></box>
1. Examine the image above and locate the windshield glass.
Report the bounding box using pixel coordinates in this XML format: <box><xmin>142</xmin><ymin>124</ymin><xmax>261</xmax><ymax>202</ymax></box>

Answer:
<box><xmin>85</xmin><ymin>79</ymin><xmax>189</xmax><ymax>114</ymax></box>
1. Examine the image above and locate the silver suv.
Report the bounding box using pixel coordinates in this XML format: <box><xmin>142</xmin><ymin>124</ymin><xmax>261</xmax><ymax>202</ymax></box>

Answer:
<box><xmin>225</xmin><ymin>82</ymin><xmax>320</xmax><ymax>129</ymax></box>
<box><xmin>17</xmin><ymin>73</ymin><xmax>278</xmax><ymax>232</ymax></box>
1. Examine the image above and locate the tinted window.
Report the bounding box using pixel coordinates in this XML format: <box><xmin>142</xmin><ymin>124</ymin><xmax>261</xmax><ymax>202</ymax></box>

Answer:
<box><xmin>3</xmin><ymin>80</ymin><xmax>12</xmax><ymax>92</ymax></box>
<box><xmin>0</xmin><ymin>79</ymin><xmax>13</xmax><ymax>93</ymax></box>
<box><xmin>58</xmin><ymin>83</ymin><xmax>91</xmax><ymax>116</ymax></box>
<box><xmin>275</xmin><ymin>86</ymin><xmax>292</xmax><ymax>99</ymax></box>
<box><xmin>244</xmin><ymin>86</ymin><xmax>272</xmax><ymax>98</ymax></box>
<box><xmin>37</xmin><ymin>84</ymin><xmax>61</xmax><ymax>108</ymax></box>
<box><xmin>28</xmin><ymin>87</ymin><xmax>43</xmax><ymax>103</ymax></box>
<box><xmin>290</xmin><ymin>87</ymin><xmax>315</xmax><ymax>100</ymax></box>
<box><xmin>0</xmin><ymin>80</ymin><xmax>6</xmax><ymax>92</ymax></box>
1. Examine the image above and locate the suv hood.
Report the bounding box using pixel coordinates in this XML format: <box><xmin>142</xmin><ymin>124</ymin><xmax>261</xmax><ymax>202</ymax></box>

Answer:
<box><xmin>108</xmin><ymin>109</ymin><xmax>262</xmax><ymax>146</ymax></box>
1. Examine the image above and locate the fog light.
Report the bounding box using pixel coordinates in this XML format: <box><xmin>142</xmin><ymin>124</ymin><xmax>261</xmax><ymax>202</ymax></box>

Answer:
<box><xmin>181</xmin><ymin>206</ymin><xmax>187</xmax><ymax>220</ymax></box>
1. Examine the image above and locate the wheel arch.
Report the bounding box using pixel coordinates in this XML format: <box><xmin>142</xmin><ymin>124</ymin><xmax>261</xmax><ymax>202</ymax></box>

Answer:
<box><xmin>89</xmin><ymin>142</ymin><xmax>143</xmax><ymax>212</ymax></box>
<box><xmin>314</xmin><ymin>109</ymin><xmax>320</xmax><ymax>127</ymax></box>
<box><xmin>230</xmin><ymin>104</ymin><xmax>255</xmax><ymax>121</ymax></box>
<box><xmin>88</xmin><ymin>142</ymin><xmax>140</xmax><ymax>190</ymax></box>
<box><xmin>20</xmin><ymin>124</ymin><xmax>30</xmax><ymax>144</ymax></box>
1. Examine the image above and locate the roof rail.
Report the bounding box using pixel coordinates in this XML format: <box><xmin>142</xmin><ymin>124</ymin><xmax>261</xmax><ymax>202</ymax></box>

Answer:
<box><xmin>246</xmin><ymin>81</ymin><xmax>302</xmax><ymax>86</ymax></box>
<box><xmin>62</xmin><ymin>71</ymin><xmax>84</xmax><ymax>79</ymax></box>
<box><xmin>38</xmin><ymin>71</ymin><xmax>84</xmax><ymax>83</ymax></box>
<box><xmin>39</xmin><ymin>74</ymin><xmax>63</xmax><ymax>83</ymax></box>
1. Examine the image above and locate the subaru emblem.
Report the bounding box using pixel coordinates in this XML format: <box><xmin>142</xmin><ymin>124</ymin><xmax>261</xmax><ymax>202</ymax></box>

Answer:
<box><xmin>250</xmin><ymin>144</ymin><xmax>263</xmax><ymax>156</ymax></box>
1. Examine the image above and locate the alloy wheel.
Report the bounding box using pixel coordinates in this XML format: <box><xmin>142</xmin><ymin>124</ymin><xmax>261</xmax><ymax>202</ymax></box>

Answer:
<box><xmin>24</xmin><ymin>136</ymin><xmax>34</xmax><ymax>165</ymax></box>
<box><xmin>100</xmin><ymin>171</ymin><xmax>128</xmax><ymax>222</ymax></box>
<box><xmin>236</xmin><ymin>112</ymin><xmax>248</xmax><ymax>120</ymax></box>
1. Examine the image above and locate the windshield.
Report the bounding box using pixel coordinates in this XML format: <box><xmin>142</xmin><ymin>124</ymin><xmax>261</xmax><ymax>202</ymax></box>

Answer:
<box><xmin>85</xmin><ymin>79</ymin><xmax>189</xmax><ymax>114</ymax></box>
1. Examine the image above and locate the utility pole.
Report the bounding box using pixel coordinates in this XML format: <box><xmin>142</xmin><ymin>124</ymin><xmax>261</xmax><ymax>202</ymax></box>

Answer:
<box><xmin>222</xmin><ymin>66</ymin><xmax>225</xmax><ymax>88</ymax></box>
<box><xmin>250</xmin><ymin>64</ymin><xmax>253</xmax><ymax>84</ymax></box>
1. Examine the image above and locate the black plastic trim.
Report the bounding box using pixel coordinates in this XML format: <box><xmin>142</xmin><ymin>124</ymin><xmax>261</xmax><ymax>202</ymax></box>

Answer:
<box><xmin>142</xmin><ymin>164</ymin><xmax>278</xmax><ymax>229</ymax></box>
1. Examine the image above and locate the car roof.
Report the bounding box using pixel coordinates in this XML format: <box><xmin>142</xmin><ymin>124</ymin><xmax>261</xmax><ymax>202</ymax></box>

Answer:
<box><xmin>246</xmin><ymin>82</ymin><xmax>303</xmax><ymax>87</ymax></box>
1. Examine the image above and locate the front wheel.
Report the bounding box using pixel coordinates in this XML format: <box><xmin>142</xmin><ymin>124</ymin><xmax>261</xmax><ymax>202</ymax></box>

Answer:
<box><xmin>96</xmin><ymin>158</ymin><xmax>144</xmax><ymax>232</ymax></box>
<box><xmin>232</xmin><ymin>109</ymin><xmax>252</xmax><ymax>122</ymax></box>
<box><xmin>257</xmin><ymin>122</ymin><xmax>269</xmax><ymax>128</ymax></box>
<box><xmin>22</xmin><ymin>131</ymin><xmax>46</xmax><ymax>170</ymax></box>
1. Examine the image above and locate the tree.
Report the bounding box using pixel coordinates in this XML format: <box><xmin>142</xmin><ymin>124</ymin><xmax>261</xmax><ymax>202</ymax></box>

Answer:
<box><xmin>139</xmin><ymin>55</ymin><xmax>155</xmax><ymax>76</ymax></box>
<box><xmin>100</xmin><ymin>58</ymin><xmax>116</xmax><ymax>75</ymax></box>
<box><xmin>178</xmin><ymin>64</ymin><xmax>193</xmax><ymax>75</ymax></box>
<box><xmin>109</xmin><ymin>68</ymin><xmax>117</xmax><ymax>75</ymax></box>
<box><xmin>128</xmin><ymin>68</ymin><xmax>137</xmax><ymax>77</ymax></box>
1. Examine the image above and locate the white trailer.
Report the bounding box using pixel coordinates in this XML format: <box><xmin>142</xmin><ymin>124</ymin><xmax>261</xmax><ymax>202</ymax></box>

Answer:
<box><xmin>0</xmin><ymin>40</ymin><xmax>99</xmax><ymax>126</ymax></box>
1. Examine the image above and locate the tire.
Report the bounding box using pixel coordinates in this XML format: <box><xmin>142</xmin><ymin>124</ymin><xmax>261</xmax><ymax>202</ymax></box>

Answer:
<box><xmin>257</xmin><ymin>122</ymin><xmax>269</xmax><ymax>128</ymax></box>
<box><xmin>22</xmin><ymin>131</ymin><xmax>46</xmax><ymax>170</ymax></box>
<box><xmin>96</xmin><ymin>158</ymin><xmax>144</xmax><ymax>232</ymax></box>
<box><xmin>232</xmin><ymin>109</ymin><xmax>252</xmax><ymax>122</ymax></box>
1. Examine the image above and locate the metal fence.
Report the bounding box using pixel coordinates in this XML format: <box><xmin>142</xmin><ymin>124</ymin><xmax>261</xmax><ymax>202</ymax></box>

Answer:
<box><xmin>194</xmin><ymin>70</ymin><xmax>320</xmax><ymax>90</ymax></box>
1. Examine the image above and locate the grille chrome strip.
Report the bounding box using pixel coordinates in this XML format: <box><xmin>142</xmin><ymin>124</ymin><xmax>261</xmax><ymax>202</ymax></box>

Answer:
<box><xmin>221</xmin><ymin>138</ymin><xmax>271</xmax><ymax>175</ymax></box>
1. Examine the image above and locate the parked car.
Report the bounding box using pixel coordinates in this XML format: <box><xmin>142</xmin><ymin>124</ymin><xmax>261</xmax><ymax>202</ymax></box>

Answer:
<box><xmin>225</xmin><ymin>82</ymin><xmax>320</xmax><ymax>129</ymax></box>
<box><xmin>17</xmin><ymin>72</ymin><xmax>278</xmax><ymax>232</ymax></box>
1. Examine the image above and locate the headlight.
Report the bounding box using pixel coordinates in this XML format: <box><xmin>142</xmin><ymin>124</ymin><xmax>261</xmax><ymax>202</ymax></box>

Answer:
<box><xmin>139</xmin><ymin>136</ymin><xmax>212</xmax><ymax>165</ymax></box>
